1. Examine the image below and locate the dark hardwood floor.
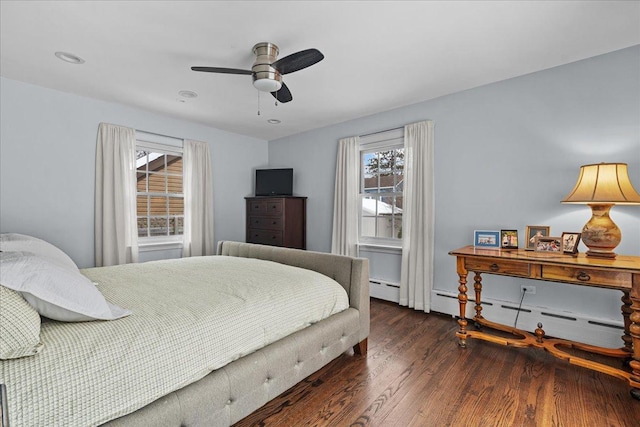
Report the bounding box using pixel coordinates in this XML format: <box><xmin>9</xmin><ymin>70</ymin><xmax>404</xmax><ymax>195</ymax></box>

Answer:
<box><xmin>234</xmin><ymin>298</ymin><xmax>640</xmax><ymax>427</ymax></box>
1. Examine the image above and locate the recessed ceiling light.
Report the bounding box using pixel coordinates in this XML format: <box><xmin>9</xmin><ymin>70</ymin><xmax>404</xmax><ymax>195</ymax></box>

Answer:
<box><xmin>267</xmin><ymin>119</ymin><xmax>281</xmax><ymax>124</ymax></box>
<box><xmin>54</xmin><ymin>51</ymin><xmax>85</xmax><ymax>64</ymax></box>
<box><xmin>178</xmin><ymin>90</ymin><xmax>198</xmax><ymax>98</ymax></box>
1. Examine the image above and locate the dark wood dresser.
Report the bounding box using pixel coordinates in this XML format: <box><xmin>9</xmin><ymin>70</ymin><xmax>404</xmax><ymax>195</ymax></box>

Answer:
<box><xmin>245</xmin><ymin>196</ymin><xmax>307</xmax><ymax>249</ymax></box>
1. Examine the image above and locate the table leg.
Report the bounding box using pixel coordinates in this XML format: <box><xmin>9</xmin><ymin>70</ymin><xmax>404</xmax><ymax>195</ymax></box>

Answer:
<box><xmin>474</xmin><ymin>272</ymin><xmax>483</xmax><ymax>323</ymax></box>
<box><xmin>621</xmin><ymin>291</ymin><xmax>633</xmax><ymax>353</ymax></box>
<box><xmin>457</xmin><ymin>272</ymin><xmax>468</xmax><ymax>347</ymax></box>
<box><xmin>629</xmin><ymin>283</ymin><xmax>640</xmax><ymax>399</ymax></box>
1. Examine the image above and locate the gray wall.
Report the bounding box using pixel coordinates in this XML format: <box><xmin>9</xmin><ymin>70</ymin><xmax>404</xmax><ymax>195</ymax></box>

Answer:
<box><xmin>0</xmin><ymin>77</ymin><xmax>268</xmax><ymax>268</ymax></box>
<box><xmin>269</xmin><ymin>46</ymin><xmax>640</xmax><ymax>322</ymax></box>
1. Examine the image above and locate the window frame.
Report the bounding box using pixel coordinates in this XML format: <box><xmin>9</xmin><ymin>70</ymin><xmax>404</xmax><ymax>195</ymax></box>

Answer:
<box><xmin>135</xmin><ymin>139</ymin><xmax>184</xmax><ymax>246</ymax></box>
<box><xmin>358</xmin><ymin>128</ymin><xmax>404</xmax><ymax>248</ymax></box>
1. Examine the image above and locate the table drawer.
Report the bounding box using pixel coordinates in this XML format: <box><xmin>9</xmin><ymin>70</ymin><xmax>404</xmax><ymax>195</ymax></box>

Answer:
<box><xmin>466</xmin><ymin>258</ymin><xmax>530</xmax><ymax>277</ymax></box>
<box><xmin>247</xmin><ymin>229</ymin><xmax>283</xmax><ymax>246</ymax></box>
<box><xmin>249</xmin><ymin>216</ymin><xmax>283</xmax><ymax>230</ymax></box>
<box><xmin>541</xmin><ymin>265</ymin><xmax>632</xmax><ymax>288</ymax></box>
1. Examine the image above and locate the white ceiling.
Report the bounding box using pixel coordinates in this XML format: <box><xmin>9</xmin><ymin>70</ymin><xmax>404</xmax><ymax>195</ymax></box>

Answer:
<box><xmin>1</xmin><ymin>1</ymin><xmax>639</xmax><ymax>141</ymax></box>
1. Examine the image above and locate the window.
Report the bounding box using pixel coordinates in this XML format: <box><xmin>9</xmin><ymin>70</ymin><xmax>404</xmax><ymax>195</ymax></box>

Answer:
<box><xmin>136</xmin><ymin>141</ymin><xmax>184</xmax><ymax>240</ymax></box>
<box><xmin>359</xmin><ymin>129</ymin><xmax>404</xmax><ymax>245</ymax></box>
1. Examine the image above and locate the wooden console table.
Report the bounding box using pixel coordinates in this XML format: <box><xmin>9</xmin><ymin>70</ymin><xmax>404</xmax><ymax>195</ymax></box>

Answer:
<box><xmin>449</xmin><ymin>245</ymin><xmax>640</xmax><ymax>399</ymax></box>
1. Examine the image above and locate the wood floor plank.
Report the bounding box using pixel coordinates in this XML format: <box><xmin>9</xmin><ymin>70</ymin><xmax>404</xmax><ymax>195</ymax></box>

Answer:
<box><xmin>233</xmin><ymin>299</ymin><xmax>640</xmax><ymax>427</ymax></box>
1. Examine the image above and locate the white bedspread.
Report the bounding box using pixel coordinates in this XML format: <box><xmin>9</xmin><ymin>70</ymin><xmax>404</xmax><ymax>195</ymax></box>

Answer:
<box><xmin>0</xmin><ymin>256</ymin><xmax>349</xmax><ymax>427</ymax></box>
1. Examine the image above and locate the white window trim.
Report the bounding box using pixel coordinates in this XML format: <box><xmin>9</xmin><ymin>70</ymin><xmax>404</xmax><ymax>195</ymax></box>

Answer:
<box><xmin>358</xmin><ymin>128</ymin><xmax>404</xmax><ymax>248</ymax></box>
<box><xmin>136</xmin><ymin>139</ymin><xmax>183</xmax><ymax>156</ymax></box>
<box><xmin>138</xmin><ymin>236</ymin><xmax>184</xmax><ymax>252</ymax></box>
<box><xmin>356</xmin><ymin>242</ymin><xmax>403</xmax><ymax>255</ymax></box>
<box><xmin>136</xmin><ymin>138</ymin><xmax>184</xmax><ymax>248</ymax></box>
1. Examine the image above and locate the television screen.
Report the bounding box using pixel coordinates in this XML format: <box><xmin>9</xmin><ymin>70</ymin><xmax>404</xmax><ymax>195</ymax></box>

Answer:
<box><xmin>255</xmin><ymin>168</ymin><xmax>293</xmax><ymax>196</ymax></box>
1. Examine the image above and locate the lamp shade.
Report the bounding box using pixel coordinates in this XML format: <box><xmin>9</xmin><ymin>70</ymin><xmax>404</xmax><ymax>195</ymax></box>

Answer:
<box><xmin>561</xmin><ymin>163</ymin><xmax>640</xmax><ymax>205</ymax></box>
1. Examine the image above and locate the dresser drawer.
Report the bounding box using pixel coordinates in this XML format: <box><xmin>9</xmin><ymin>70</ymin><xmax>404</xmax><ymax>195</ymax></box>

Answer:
<box><xmin>465</xmin><ymin>258</ymin><xmax>530</xmax><ymax>277</ymax></box>
<box><xmin>247</xmin><ymin>229</ymin><xmax>283</xmax><ymax>246</ymax></box>
<box><xmin>541</xmin><ymin>265</ymin><xmax>632</xmax><ymax>288</ymax></box>
<box><xmin>249</xmin><ymin>199</ymin><xmax>283</xmax><ymax>215</ymax></box>
<box><xmin>248</xmin><ymin>200</ymin><xmax>267</xmax><ymax>214</ymax></box>
<box><xmin>249</xmin><ymin>216</ymin><xmax>283</xmax><ymax>230</ymax></box>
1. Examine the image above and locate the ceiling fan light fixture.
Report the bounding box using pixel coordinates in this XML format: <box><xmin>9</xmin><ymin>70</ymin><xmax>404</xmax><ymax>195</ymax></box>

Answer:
<box><xmin>253</xmin><ymin>78</ymin><xmax>282</xmax><ymax>92</ymax></box>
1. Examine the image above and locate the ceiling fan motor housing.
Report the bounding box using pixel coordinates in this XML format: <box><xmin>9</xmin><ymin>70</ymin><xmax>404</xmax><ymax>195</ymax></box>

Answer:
<box><xmin>252</xmin><ymin>42</ymin><xmax>282</xmax><ymax>92</ymax></box>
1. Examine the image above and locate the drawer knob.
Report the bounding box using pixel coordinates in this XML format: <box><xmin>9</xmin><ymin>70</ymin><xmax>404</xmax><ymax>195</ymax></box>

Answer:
<box><xmin>577</xmin><ymin>271</ymin><xmax>591</xmax><ymax>282</ymax></box>
<box><xmin>272</xmin><ymin>236</ymin><xmax>277</xmax><ymax>239</ymax></box>
<box><xmin>489</xmin><ymin>263</ymin><xmax>499</xmax><ymax>272</ymax></box>
<box><xmin>272</xmin><ymin>221</ymin><xmax>277</xmax><ymax>225</ymax></box>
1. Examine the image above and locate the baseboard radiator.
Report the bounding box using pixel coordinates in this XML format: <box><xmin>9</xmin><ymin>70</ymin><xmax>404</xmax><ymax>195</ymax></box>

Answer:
<box><xmin>430</xmin><ymin>290</ymin><xmax>624</xmax><ymax>349</ymax></box>
<box><xmin>369</xmin><ymin>278</ymin><xmax>400</xmax><ymax>303</ymax></box>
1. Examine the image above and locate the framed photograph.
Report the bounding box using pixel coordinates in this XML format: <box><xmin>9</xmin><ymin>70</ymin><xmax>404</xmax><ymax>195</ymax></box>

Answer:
<box><xmin>534</xmin><ymin>236</ymin><xmax>563</xmax><ymax>252</ymax></box>
<box><xmin>525</xmin><ymin>225</ymin><xmax>551</xmax><ymax>250</ymax></box>
<box><xmin>500</xmin><ymin>229</ymin><xmax>519</xmax><ymax>249</ymax></box>
<box><xmin>474</xmin><ymin>230</ymin><xmax>500</xmax><ymax>249</ymax></box>
<box><xmin>561</xmin><ymin>232</ymin><xmax>581</xmax><ymax>254</ymax></box>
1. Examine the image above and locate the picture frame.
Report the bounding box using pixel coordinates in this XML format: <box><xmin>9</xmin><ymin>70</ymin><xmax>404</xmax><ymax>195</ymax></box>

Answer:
<box><xmin>474</xmin><ymin>230</ymin><xmax>500</xmax><ymax>249</ymax></box>
<box><xmin>525</xmin><ymin>225</ymin><xmax>551</xmax><ymax>250</ymax></box>
<box><xmin>561</xmin><ymin>232</ymin><xmax>581</xmax><ymax>254</ymax></box>
<box><xmin>534</xmin><ymin>236</ymin><xmax>563</xmax><ymax>253</ymax></box>
<box><xmin>500</xmin><ymin>229</ymin><xmax>519</xmax><ymax>249</ymax></box>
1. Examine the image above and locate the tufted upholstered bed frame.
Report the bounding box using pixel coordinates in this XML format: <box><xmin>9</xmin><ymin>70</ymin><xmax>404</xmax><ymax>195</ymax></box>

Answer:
<box><xmin>95</xmin><ymin>241</ymin><xmax>370</xmax><ymax>427</ymax></box>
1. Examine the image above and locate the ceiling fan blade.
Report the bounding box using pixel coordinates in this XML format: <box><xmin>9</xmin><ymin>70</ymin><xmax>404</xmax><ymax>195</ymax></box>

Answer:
<box><xmin>271</xmin><ymin>49</ymin><xmax>324</xmax><ymax>74</ymax></box>
<box><xmin>271</xmin><ymin>82</ymin><xmax>293</xmax><ymax>103</ymax></box>
<box><xmin>191</xmin><ymin>66</ymin><xmax>253</xmax><ymax>75</ymax></box>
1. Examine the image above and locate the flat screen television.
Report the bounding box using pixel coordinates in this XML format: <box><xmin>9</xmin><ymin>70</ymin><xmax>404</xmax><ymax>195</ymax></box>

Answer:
<box><xmin>255</xmin><ymin>168</ymin><xmax>293</xmax><ymax>196</ymax></box>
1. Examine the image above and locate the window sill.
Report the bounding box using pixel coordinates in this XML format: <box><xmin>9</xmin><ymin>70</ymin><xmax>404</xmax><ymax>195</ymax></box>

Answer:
<box><xmin>138</xmin><ymin>238</ymin><xmax>183</xmax><ymax>252</ymax></box>
<box><xmin>357</xmin><ymin>242</ymin><xmax>402</xmax><ymax>255</ymax></box>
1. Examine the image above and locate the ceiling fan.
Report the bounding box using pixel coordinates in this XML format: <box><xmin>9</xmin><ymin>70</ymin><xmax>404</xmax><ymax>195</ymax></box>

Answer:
<box><xmin>191</xmin><ymin>42</ymin><xmax>324</xmax><ymax>103</ymax></box>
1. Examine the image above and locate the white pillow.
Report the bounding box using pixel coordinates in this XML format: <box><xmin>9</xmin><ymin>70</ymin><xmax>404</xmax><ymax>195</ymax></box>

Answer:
<box><xmin>0</xmin><ymin>251</ymin><xmax>131</xmax><ymax>322</ymax></box>
<box><xmin>0</xmin><ymin>233</ymin><xmax>78</xmax><ymax>271</ymax></box>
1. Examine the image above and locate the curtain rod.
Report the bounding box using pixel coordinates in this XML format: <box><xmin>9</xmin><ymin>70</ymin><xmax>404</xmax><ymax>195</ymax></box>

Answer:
<box><xmin>359</xmin><ymin>126</ymin><xmax>403</xmax><ymax>138</ymax></box>
<box><xmin>136</xmin><ymin>129</ymin><xmax>184</xmax><ymax>142</ymax></box>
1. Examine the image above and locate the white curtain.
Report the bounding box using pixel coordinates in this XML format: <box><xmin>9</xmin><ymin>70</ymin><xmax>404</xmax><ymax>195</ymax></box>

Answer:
<box><xmin>182</xmin><ymin>140</ymin><xmax>215</xmax><ymax>257</ymax></box>
<box><xmin>331</xmin><ymin>136</ymin><xmax>360</xmax><ymax>257</ymax></box>
<box><xmin>399</xmin><ymin>120</ymin><xmax>435</xmax><ymax>311</ymax></box>
<box><xmin>95</xmin><ymin>123</ymin><xmax>138</xmax><ymax>266</ymax></box>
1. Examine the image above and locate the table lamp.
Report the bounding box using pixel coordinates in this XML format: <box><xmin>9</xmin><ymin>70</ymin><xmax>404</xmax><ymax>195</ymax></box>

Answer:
<box><xmin>561</xmin><ymin>163</ymin><xmax>640</xmax><ymax>258</ymax></box>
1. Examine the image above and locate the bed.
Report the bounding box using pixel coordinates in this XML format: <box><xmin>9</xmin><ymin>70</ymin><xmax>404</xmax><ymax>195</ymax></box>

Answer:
<box><xmin>0</xmin><ymin>239</ymin><xmax>369</xmax><ymax>427</ymax></box>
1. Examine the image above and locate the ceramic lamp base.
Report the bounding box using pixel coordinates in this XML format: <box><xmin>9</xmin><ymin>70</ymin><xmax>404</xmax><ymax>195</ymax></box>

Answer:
<box><xmin>581</xmin><ymin>204</ymin><xmax>620</xmax><ymax>259</ymax></box>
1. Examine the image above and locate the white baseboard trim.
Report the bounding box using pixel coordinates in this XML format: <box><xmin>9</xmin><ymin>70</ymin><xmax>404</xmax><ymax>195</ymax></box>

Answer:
<box><xmin>430</xmin><ymin>290</ymin><xmax>625</xmax><ymax>349</ymax></box>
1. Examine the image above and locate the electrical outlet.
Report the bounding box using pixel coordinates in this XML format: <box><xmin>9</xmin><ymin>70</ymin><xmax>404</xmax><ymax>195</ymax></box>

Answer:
<box><xmin>521</xmin><ymin>285</ymin><xmax>536</xmax><ymax>295</ymax></box>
